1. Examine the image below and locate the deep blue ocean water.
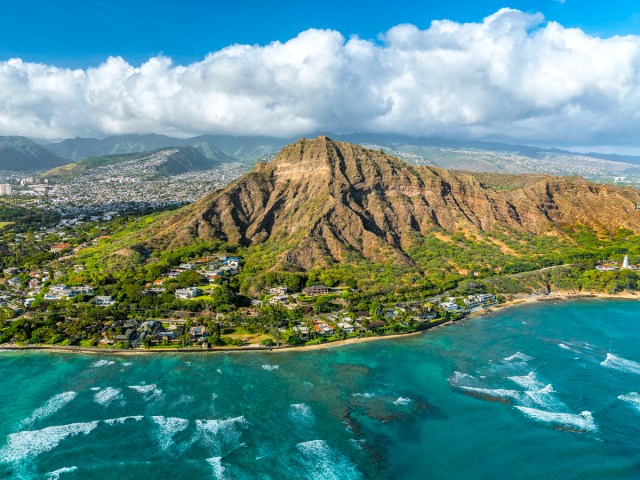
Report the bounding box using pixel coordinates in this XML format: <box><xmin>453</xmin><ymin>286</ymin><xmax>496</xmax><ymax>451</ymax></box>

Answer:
<box><xmin>1</xmin><ymin>299</ymin><xmax>640</xmax><ymax>479</ymax></box>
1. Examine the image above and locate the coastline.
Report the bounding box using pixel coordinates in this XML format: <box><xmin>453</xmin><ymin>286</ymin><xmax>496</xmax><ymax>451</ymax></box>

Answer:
<box><xmin>1</xmin><ymin>290</ymin><xmax>638</xmax><ymax>356</ymax></box>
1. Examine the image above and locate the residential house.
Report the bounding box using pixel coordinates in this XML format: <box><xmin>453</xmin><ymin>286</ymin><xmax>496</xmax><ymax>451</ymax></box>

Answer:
<box><xmin>367</xmin><ymin>320</ymin><xmax>386</xmax><ymax>332</ymax></box>
<box><xmin>268</xmin><ymin>295</ymin><xmax>289</xmax><ymax>306</ymax></box>
<box><xmin>95</xmin><ymin>295</ymin><xmax>115</xmax><ymax>306</ymax></box>
<box><xmin>269</xmin><ymin>286</ymin><xmax>288</xmax><ymax>296</ymax></box>
<box><xmin>337</xmin><ymin>321</ymin><xmax>355</xmax><ymax>334</ymax></box>
<box><xmin>292</xmin><ymin>325</ymin><xmax>309</xmax><ymax>340</ymax></box>
<box><xmin>303</xmin><ymin>285</ymin><xmax>329</xmax><ymax>296</ymax></box>
<box><xmin>175</xmin><ymin>287</ymin><xmax>203</xmax><ymax>299</ymax></box>
<box><xmin>50</xmin><ymin>243</ymin><xmax>73</xmax><ymax>253</ymax></box>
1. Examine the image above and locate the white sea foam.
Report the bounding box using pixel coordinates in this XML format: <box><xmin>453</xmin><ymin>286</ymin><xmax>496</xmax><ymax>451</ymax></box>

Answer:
<box><xmin>20</xmin><ymin>391</ymin><xmax>77</xmax><ymax>429</ymax></box>
<box><xmin>289</xmin><ymin>403</ymin><xmax>315</xmax><ymax>426</ymax></box>
<box><xmin>508</xmin><ymin>372</ymin><xmax>546</xmax><ymax>391</ymax></box>
<box><xmin>515</xmin><ymin>407</ymin><xmax>597</xmax><ymax>433</ymax></box>
<box><xmin>503</xmin><ymin>352</ymin><xmax>533</xmax><ymax>362</ymax></box>
<box><xmin>261</xmin><ymin>364</ymin><xmax>279</xmax><ymax>371</ymax></box>
<box><xmin>0</xmin><ymin>421</ymin><xmax>99</xmax><ymax>463</ymax></box>
<box><xmin>170</xmin><ymin>394</ymin><xmax>194</xmax><ymax>408</ymax></box>
<box><xmin>196</xmin><ymin>416</ymin><xmax>248</xmax><ymax>455</ymax></box>
<box><xmin>600</xmin><ymin>353</ymin><xmax>640</xmax><ymax>375</ymax></box>
<box><xmin>296</xmin><ymin>440</ymin><xmax>363</xmax><ymax>480</ymax></box>
<box><xmin>449</xmin><ymin>371</ymin><xmax>477</xmax><ymax>386</ymax></box>
<box><xmin>207</xmin><ymin>456</ymin><xmax>226</xmax><ymax>479</ymax></box>
<box><xmin>128</xmin><ymin>384</ymin><xmax>163</xmax><ymax>400</ymax></box>
<box><xmin>94</xmin><ymin>387</ymin><xmax>122</xmax><ymax>407</ymax></box>
<box><xmin>393</xmin><ymin>397</ymin><xmax>412</xmax><ymax>406</ymax></box>
<box><xmin>558</xmin><ymin>343</ymin><xmax>578</xmax><ymax>352</ymax></box>
<box><xmin>90</xmin><ymin>387</ymin><xmax>101</xmax><ymax>391</ymax></box>
<box><xmin>103</xmin><ymin>415</ymin><xmax>144</xmax><ymax>425</ymax></box>
<box><xmin>349</xmin><ymin>438</ymin><xmax>366</xmax><ymax>451</ymax></box>
<box><xmin>90</xmin><ymin>360</ymin><xmax>115</xmax><ymax>368</ymax></box>
<box><xmin>46</xmin><ymin>466</ymin><xmax>78</xmax><ymax>479</ymax></box>
<box><xmin>128</xmin><ymin>384</ymin><xmax>157</xmax><ymax>394</ymax></box>
<box><xmin>121</xmin><ymin>362</ymin><xmax>132</xmax><ymax>367</ymax></box>
<box><xmin>523</xmin><ymin>386</ymin><xmax>566</xmax><ymax>411</ymax></box>
<box><xmin>352</xmin><ymin>392</ymin><xmax>375</xmax><ymax>399</ymax></box>
<box><xmin>151</xmin><ymin>416</ymin><xmax>190</xmax><ymax>451</ymax></box>
<box><xmin>618</xmin><ymin>392</ymin><xmax>640</xmax><ymax>412</ymax></box>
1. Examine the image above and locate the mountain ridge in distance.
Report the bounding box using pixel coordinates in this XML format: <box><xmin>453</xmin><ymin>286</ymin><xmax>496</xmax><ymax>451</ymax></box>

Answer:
<box><xmin>0</xmin><ymin>136</ymin><xmax>67</xmax><ymax>171</ymax></box>
<box><xmin>43</xmin><ymin>145</ymin><xmax>234</xmax><ymax>180</ymax></box>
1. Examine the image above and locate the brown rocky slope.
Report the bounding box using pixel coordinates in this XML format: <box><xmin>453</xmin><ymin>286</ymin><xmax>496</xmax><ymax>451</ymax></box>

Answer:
<box><xmin>150</xmin><ymin>137</ymin><xmax>640</xmax><ymax>269</ymax></box>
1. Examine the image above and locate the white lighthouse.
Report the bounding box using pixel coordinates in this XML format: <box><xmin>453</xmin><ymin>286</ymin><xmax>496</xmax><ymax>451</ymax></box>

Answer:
<box><xmin>623</xmin><ymin>255</ymin><xmax>630</xmax><ymax>269</ymax></box>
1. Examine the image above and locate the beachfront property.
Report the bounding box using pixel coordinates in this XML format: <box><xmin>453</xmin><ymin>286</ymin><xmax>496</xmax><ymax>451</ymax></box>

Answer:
<box><xmin>337</xmin><ymin>321</ymin><xmax>355</xmax><ymax>334</ymax></box>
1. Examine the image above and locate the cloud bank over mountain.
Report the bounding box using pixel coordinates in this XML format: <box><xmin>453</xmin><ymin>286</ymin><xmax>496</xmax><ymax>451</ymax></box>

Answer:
<box><xmin>1</xmin><ymin>8</ymin><xmax>640</xmax><ymax>147</ymax></box>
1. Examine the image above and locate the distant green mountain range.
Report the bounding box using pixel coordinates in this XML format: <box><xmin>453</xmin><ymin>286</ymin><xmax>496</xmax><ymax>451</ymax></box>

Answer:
<box><xmin>4</xmin><ymin>132</ymin><xmax>640</xmax><ymax>179</ymax></box>
<box><xmin>44</xmin><ymin>134</ymin><xmax>289</xmax><ymax>164</ymax></box>
<box><xmin>0</xmin><ymin>136</ymin><xmax>66</xmax><ymax>171</ymax></box>
<box><xmin>44</xmin><ymin>145</ymin><xmax>233</xmax><ymax>180</ymax></box>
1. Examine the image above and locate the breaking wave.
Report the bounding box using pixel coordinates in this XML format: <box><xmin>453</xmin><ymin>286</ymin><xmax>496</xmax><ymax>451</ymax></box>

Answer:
<box><xmin>207</xmin><ymin>456</ymin><xmax>226</xmax><ymax>479</ymax></box>
<box><xmin>103</xmin><ymin>416</ymin><xmax>144</xmax><ymax>425</ymax></box>
<box><xmin>515</xmin><ymin>407</ymin><xmax>597</xmax><ymax>433</ymax></box>
<box><xmin>508</xmin><ymin>372</ymin><xmax>546</xmax><ymax>391</ymax></box>
<box><xmin>558</xmin><ymin>343</ymin><xmax>579</xmax><ymax>352</ymax></box>
<box><xmin>503</xmin><ymin>352</ymin><xmax>533</xmax><ymax>362</ymax></box>
<box><xmin>289</xmin><ymin>403</ymin><xmax>315</xmax><ymax>426</ymax></box>
<box><xmin>600</xmin><ymin>353</ymin><xmax>640</xmax><ymax>375</ymax></box>
<box><xmin>152</xmin><ymin>416</ymin><xmax>190</xmax><ymax>451</ymax></box>
<box><xmin>90</xmin><ymin>360</ymin><xmax>115</xmax><ymax>368</ymax></box>
<box><xmin>296</xmin><ymin>440</ymin><xmax>363</xmax><ymax>480</ymax></box>
<box><xmin>128</xmin><ymin>384</ymin><xmax>163</xmax><ymax>400</ymax></box>
<box><xmin>94</xmin><ymin>387</ymin><xmax>122</xmax><ymax>407</ymax></box>
<box><xmin>20</xmin><ymin>391</ymin><xmax>77</xmax><ymax>429</ymax></box>
<box><xmin>46</xmin><ymin>466</ymin><xmax>78</xmax><ymax>479</ymax></box>
<box><xmin>618</xmin><ymin>392</ymin><xmax>640</xmax><ymax>412</ymax></box>
<box><xmin>393</xmin><ymin>397</ymin><xmax>412</xmax><ymax>406</ymax></box>
<box><xmin>0</xmin><ymin>421</ymin><xmax>99</xmax><ymax>463</ymax></box>
<box><xmin>261</xmin><ymin>365</ymin><xmax>279</xmax><ymax>371</ymax></box>
<box><xmin>352</xmin><ymin>393</ymin><xmax>375</xmax><ymax>399</ymax></box>
<box><xmin>196</xmin><ymin>416</ymin><xmax>248</xmax><ymax>455</ymax></box>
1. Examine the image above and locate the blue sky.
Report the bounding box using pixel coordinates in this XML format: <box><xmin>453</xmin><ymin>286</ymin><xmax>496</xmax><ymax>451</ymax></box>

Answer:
<box><xmin>1</xmin><ymin>0</ymin><xmax>639</xmax><ymax>68</ymax></box>
<box><xmin>2</xmin><ymin>1</ymin><xmax>640</xmax><ymax>150</ymax></box>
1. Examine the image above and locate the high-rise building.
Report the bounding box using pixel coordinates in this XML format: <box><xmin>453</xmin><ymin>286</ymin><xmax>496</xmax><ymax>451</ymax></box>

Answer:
<box><xmin>0</xmin><ymin>184</ymin><xmax>12</xmax><ymax>195</ymax></box>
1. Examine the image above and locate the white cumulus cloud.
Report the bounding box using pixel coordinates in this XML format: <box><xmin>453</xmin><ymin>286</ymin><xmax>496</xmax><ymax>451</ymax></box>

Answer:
<box><xmin>1</xmin><ymin>8</ymin><xmax>640</xmax><ymax>147</ymax></box>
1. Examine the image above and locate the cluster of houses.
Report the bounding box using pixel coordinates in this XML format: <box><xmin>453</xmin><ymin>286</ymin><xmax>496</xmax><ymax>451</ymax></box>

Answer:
<box><xmin>98</xmin><ymin>319</ymin><xmax>197</xmax><ymax>347</ymax></box>
<box><xmin>439</xmin><ymin>294</ymin><xmax>498</xmax><ymax>314</ymax></box>
<box><xmin>261</xmin><ymin>284</ymin><xmax>337</xmax><ymax>309</ymax></box>
<box><xmin>144</xmin><ymin>256</ymin><xmax>242</xmax><ymax>300</ymax></box>
<box><xmin>1</xmin><ymin>267</ymin><xmax>53</xmax><ymax>313</ymax></box>
<box><xmin>96</xmin><ymin>318</ymin><xmax>216</xmax><ymax>348</ymax></box>
<box><xmin>44</xmin><ymin>284</ymin><xmax>95</xmax><ymax>301</ymax></box>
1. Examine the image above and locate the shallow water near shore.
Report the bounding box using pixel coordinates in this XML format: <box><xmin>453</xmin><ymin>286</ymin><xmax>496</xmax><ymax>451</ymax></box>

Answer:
<box><xmin>1</xmin><ymin>299</ymin><xmax>640</xmax><ymax>479</ymax></box>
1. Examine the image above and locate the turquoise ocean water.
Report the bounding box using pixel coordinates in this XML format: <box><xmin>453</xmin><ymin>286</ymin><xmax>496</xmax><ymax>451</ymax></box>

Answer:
<box><xmin>1</xmin><ymin>299</ymin><xmax>640</xmax><ymax>479</ymax></box>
